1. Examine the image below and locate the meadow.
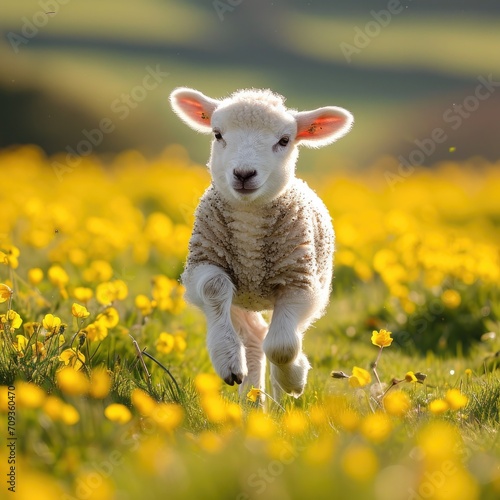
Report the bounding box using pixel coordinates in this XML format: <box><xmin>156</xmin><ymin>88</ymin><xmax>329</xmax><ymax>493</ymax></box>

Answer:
<box><xmin>0</xmin><ymin>145</ymin><xmax>499</xmax><ymax>499</ymax></box>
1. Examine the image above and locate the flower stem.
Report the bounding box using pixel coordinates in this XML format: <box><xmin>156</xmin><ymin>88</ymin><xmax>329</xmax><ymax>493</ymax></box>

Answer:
<box><xmin>371</xmin><ymin>347</ymin><xmax>383</xmax><ymax>385</ymax></box>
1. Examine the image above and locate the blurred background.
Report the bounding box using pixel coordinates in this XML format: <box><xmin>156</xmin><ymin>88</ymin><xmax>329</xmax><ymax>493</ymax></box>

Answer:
<box><xmin>1</xmin><ymin>0</ymin><xmax>499</xmax><ymax>170</ymax></box>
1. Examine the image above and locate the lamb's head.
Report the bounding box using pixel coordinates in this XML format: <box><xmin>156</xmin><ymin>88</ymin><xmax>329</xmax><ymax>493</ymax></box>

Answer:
<box><xmin>170</xmin><ymin>87</ymin><xmax>353</xmax><ymax>205</ymax></box>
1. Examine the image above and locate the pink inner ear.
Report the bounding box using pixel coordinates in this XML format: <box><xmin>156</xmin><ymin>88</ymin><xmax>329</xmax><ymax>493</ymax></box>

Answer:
<box><xmin>178</xmin><ymin>97</ymin><xmax>211</xmax><ymax>123</ymax></box>
<box><xmin>296</xmin><ymin>115</ymin><xmax>344</xmax><ymax>139</ymax></box>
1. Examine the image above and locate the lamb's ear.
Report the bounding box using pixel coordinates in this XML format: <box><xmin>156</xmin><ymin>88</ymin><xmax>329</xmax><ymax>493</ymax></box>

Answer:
<box><xmin>169</xmin><ymin>87</ymin><xmax>219</xmax><ymax>134</ymax></box>
<box><xmin>294</xmin><ymin>106</ymin><xmax>354</xmax><ymax>148</ymax></box>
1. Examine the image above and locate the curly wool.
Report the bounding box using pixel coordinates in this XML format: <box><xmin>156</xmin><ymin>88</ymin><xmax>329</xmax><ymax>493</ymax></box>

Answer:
<box><xmin>184</xmin><ymin>177</ymin><xmax>334</xmax><ymax>311</ymax></box>
<box><xmin>216</xmin><ymin>89</ymin><xmax>293</xmax><ymax>132</ymax></box>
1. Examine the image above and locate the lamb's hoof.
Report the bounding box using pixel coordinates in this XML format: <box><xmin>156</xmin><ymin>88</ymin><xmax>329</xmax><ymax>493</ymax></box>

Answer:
<box><xmin>208</xmin><ymin>330</ymin><xmax>247</xmax><ymax>387</ymax></box>
<box><xmin>213</xmin><ymin>350</ymin><xmax>247</xmax><ymax>387</ymax></box>
<box><xmin>223</xmin><ymin>372</ymin><xmax>244</xmax><ymax>386</ymax></box>
<box><xmin>270</xmin><ymin>354</ymin><xmax>311</xmax><ymax>398</ymax></box>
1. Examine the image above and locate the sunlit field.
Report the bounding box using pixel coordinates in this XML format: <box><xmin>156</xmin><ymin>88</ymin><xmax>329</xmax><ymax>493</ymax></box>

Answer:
<box><xmin>1</xmin><ymin>145</ymin><xmax>499</xmax><ymax>499</ymax></box>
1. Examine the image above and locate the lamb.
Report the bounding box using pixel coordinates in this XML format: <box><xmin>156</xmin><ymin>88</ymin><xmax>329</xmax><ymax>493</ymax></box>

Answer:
<box><xmin>169</xmin><ymin>87</ymin><xmax>353</xmax><ymax>398</ymax></box>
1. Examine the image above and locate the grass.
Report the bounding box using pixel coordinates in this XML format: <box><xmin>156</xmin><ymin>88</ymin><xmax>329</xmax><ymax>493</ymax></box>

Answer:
<box><xmin>0</xmin><ymin>145</ymin><xmax>499</xmax><ymax>499</ymax></box>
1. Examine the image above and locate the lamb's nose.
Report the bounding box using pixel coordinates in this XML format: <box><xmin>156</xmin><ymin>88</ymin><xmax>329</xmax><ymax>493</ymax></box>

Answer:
<box><xmin>233</xmin><ymin>169</ymin><xmax>257</xmax><ymax>182</ymax></box>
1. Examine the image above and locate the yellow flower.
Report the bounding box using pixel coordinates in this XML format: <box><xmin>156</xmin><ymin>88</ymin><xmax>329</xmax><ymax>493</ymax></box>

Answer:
<box><xmin>95</xmin><ymin>282</ymin><xmax>115</xmax><ymax>305</ymax></box>
<box><xmin>89</xmin><ymin>367</ymin><xmax>112</xmax><ymax>399</ymax></box>
<box><xmin>0</xmin><ymin>245</ymin><xmax>20</xmax><ymax>269</ymax></box>
<box><xmin>135</xmin><ymin>294</ymin><xmax>154</xmax><ymax>315</ymax></box>
<box><xmin>27</xmin><ymin>268</ymin><xmax>44</xmax><ymax>285</ymax></box>
<box><xmin>200</xmin><ymin>393</ymin><xmax>227</xmax><ymax>424</ymax></box>
<box><xmin>465</xmin><ymin>368</ymin><xmax>473</xmax><ymax>377</ymax></box>
<box><xmin>283</xmin><ymin>410</ymin><xmax>309</xmax><ymax>435</ymax></box>
<box><xmin>416</xmin><ymin>421</ymin><xmax>462</xmax><ymax>464</ymax></box>
<box><xmin>112</xmin><ymin>279</ymin><xmax>128</xmax><ymax>300</ymax></box>
<box><xmin>83</xmin><ymin>259</ymin><xmax>113</xmax><ymax>282</ymax></box>
<box><xmin>197</xmin><ymin>431</ymin><xmax>224</xmax><ymax>454</ymax></box>
<box><xmin>309</xmin><ymin>405</ymin><xmax>328</xmax><ymax>428</ymax></box>
<box><xmin>71</xmin><ymin>302</ymin><xmax>90</xmax><ymax>318</ymax></box>
<box><xmin>17</xmin><ymin>381</ymin><xmax>46</xmax><ymax>409</ymax></box>
<box><xmin>0</xmin><ymin>283</ymin><xmax>13</xmax><ymax>303</ymax></box>
<box><xmin>174</xmin><ymin>334</ymin><xmax>187</xmax><ymax>353</ymax></box>
<box><xmin>59</xmin><ymin>348</ymin><xmax>86</xmax><ymax>370</ymax></box>
<box><xmin>405</xmin><ymin>371</ymin><xmax>418</xmax><ymax>383</ymax></box>
<box><xmin>246</xmin><ymin>411</ymin><xmax>276</xmax><ymax>440</ymax></box>
<box><xmin>84</xmin><ymin>322</ymin><xmax>108</xmax><ymax>342</ymax></box>
<box><xmin>371</xmin><ymin>329</ymin><xmax>393</xmax><ymax>348</ymax></box>
<box><xmin>341</xmin><ymin>445</ymin><xmax>379</xmax><ymax>482</ymax></box>
<box><xmin>156</xmin><ymin>332</ymin><xmax>175</xmax><ymax>354</ymax></box>
<box><xmin>131</xmin><ymin>389</ymin><xmax>157</xmax><ymax>416</ymax></box>
<box><xmin>349</xmin><ymin>366</ymin><xmax>372</xmax><ymax>388</ymax></box>
<box><xmin>42</xmin><ymin>314</ymin><xmax>62</xmax><ymax>335</ymax></box>
<box><xmin>445</xmin><ymin>389</ymin><xmax>468</xmax><ymax>410</ymax></box>
<box><xmin>32</xmin><ymin>341</ymin><xmax>47</xmax><ymax>360</ymax></box>
<box><xmin>152</xmin><ymin>275</ymin><xmax>178</xmax><ymax>311</ymax></box>
<box><xmin>43</xmin><ymin>395</ymin><xmax>65</xmax><ymax>420</ymax></box>
<box><xmin>47</xmin><ymin>264</ymin><xmax>69</xmax><ymax>287</ymax></box>
<box><xmin>1</xmin><ymin>310</ymin><xmax>23</xmax><ymax>330</ymax></box>
<box><xmin>57</xmin><ymin>367</ymin><xmax>90</xmax><ymax>395</ymax></box>
<box><xmin>23</xmin><ymin>321</ymin><xmax>40</xmax><ymax>337</ymax></box>
<box><xmin>246</xmin><ymin>387</ymin><xmax>262</xmax><ymax>403</ymax></box>
<box><xmin>104</xmin><ymin>404</ymin><xmax>132</xmax><ymax>424</ymax></box>
<box><xmin>194</xmin><ymin>373</ymin><xmax>221</xmax><ymax>395</ymax></box>
<box><xmin>225</xmin><ymin>402</ymin><xmax>242</xmax><ymax>426</ymax></box>
<box><xmin>13</xmin><ymin>334</ymin><xmax>29</xmax><ymax>354</ymax></box>
<box><xmin>43</xmin><ymin>396</ymin><xmax>80</xmax><ymax>425</ymax></box>
<box><xmin>60</xmin><ymin>404</ymin><xmax>80</xmax><ymax>425</ymax></box>
<box><xmin>441</xmin><ymin>289</ymin><xmax>461</xmax><ymax>309</ymax></box>
<box><xmin>151</xmin><ymin>403</ymin><xmax>184</xmax><ymax>432</ymax></box>
<box><xmin>72</xmin><ymin>286</ymin><xmax>93</xmax><ymax>302</ymax></box>
<box><xmin>96</xmin><ymin>307</ymin><xmax>119</xmax><ymax>328</ymax></box>
<box><xmin>303</xmin><ymin>437</ymin><xmax>335</xmax><ymax>466</ymax></box>
<box><xmin>383</xmin><ymin>391</ymin><xmax>411</xmax><ymax>417</ymax></box>
<box><xmin>428</xmin><ymin>399</ymin><xmax>449</xmax><ymax>415</ymax></box>
<box><xmin>96</xmin><ymin>280</ymin><xmax>128</xmax><ymax>305</ymax></box>
<box><xmin>360</xmin><ymin>412</ymin><xmax>392</xmax><ymax>443</ymax></box>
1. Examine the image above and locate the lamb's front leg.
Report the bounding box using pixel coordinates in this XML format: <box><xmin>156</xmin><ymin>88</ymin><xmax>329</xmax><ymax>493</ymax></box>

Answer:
<box><xmin>263</xmin><ymin>290</ymin><xmax>317</xmax><ymax>397</ymax></box>
<box><xmin>183</xmin><ymin>265</ymin><xmax>247</xmax><ymax>385</ymax></box>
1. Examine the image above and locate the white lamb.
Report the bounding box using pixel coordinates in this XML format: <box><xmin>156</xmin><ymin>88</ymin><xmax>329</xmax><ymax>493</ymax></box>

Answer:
<box><xmin>170</xmin><ymin>87</ymin><xmax>353</xmax><ymax>398</ymax></box>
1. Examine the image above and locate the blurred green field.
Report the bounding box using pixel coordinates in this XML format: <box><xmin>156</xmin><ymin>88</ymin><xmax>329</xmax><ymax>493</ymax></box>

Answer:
<box><xmin>1</xmin><ymin>1</ymin><xmax>499</xmax><ymax>166</ymax></box>
<box><xmin>0</xmin><ymin>146</ymin><xmax>499</xmax><ymax>499</ymax></box>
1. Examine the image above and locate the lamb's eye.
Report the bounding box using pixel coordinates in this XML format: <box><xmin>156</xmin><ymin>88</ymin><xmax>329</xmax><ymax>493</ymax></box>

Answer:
<box><xmin>277</xmin><ymin>136</ymin><xmax>290</xmax><ymax>147</ymax></box>
<box><xmin>214</xmin><ymin>130</ymin><xmax>223</xmax><ymax>141</ymax></box>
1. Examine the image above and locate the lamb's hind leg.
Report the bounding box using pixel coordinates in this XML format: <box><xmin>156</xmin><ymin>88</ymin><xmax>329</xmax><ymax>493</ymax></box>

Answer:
<box><xmin>231</xmin><ymin>307</ymin><xmax>268</xmax><ymax>401</ymax></box>
<box><xmin>183</xmin><ymin>264</ymin><xmax>247</xmax><ymax>385</ymax></box>
<box><xmin>263</xmin><ymin>290</ymin><xmax>319</xmax><ymax>398</ymax></box>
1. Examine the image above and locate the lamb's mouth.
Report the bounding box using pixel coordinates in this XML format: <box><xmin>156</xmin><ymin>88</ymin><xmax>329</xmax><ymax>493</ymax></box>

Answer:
<box><xmin>234</xmin><ymin>187</ymin><xmax>259</xmax><ymax>195</ymax></box>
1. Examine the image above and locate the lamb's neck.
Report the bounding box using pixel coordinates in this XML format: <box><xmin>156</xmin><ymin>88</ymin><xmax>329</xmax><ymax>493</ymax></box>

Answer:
<box><xmin>219</xmin><ymin>180</ymin><xmax>298</xmax><ymax>217</ymax></box>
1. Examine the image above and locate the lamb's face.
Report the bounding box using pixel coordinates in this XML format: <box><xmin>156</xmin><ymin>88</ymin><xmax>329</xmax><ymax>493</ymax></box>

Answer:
<box><xmin>208</xmin><ymin>101</ymin><xmax>299</xmax><ymax>205</ymax></box>
<box><xmin>170</xmin><ymin>87</ymin><xmax>354</xmax><ymax>206</ymax></box>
